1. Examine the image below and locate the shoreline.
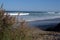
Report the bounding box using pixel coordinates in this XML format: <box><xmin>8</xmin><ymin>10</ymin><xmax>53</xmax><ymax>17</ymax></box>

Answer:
<box><xmin>27</xmin><ymin>18</ymin><xmax>60</xmax><ymax>30</ymax></box>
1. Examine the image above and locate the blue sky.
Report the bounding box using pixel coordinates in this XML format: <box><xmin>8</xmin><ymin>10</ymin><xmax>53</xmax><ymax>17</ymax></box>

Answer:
<box><xmin>0</xmin><ymin>0</ymin><xmax>60</xmax><ymax>11</ymax></box>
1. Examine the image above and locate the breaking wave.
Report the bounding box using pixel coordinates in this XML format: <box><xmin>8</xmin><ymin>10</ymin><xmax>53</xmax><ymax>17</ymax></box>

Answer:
<box><xmin>4</xmin><ymin>13</ymin><xmax>29</xmax><ymax>16</ymax></box>
<box><xmin>20</xmin><ymin>13</ymin><xmax>29</xmax><ymax>15</ymax></box>
<box><xmin>48</xmin><ymin>12</ymin><xmax>55</xmax><ymax>14</ymax></box>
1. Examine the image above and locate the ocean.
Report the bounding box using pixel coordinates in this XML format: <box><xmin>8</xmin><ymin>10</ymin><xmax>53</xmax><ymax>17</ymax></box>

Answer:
<box><xmin>5</xmin><ymin>11</ymin><xmax>60</xmax><ymax>29</ymax></box>
<box><xmin>5</xmin><ymin>11</ymin><xmax>60</xmax><ymax>21</ymax></box>
<box><xmin>14</xmin><ymin>11</ymin><xmax>60</xmax><ymax>21</ymax></box>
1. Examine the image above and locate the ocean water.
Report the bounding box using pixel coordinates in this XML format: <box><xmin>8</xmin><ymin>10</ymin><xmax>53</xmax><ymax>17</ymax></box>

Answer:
<box><xmin>6</xmin><ymin>11</ymin><xmax>60</xmax><ymax>29</ymax></box>
<box><xmin>15</xmin><ymin>12</ymin><xmax>60</xmax><ymax>21</ymax></box>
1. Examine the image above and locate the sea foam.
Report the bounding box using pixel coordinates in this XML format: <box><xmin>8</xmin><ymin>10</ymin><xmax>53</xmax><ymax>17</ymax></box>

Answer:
<box><xmin>4</xmin><ymin>13</ymin><xmax>29</xmax><ymax>16</ymax></box>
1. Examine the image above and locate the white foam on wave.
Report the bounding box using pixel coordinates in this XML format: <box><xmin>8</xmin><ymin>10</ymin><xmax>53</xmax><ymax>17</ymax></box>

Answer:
<box><xmin>48</xmin><ymin>12</ymin><xmax>55</xmax><ymax>14</ymax></box>
<box><xmin>4</xmin><ymin>13</ymin><xmax>18</xmax><ymax>15</ymax></box>
<box><xmin>20</xmin><ymin>13</ymin><xmax>29</xmax><ymax>16</ymax></box>
<box><xmin>4</xmin><ymin>13</ymin><xmax>29</xmax><ymax>16</ymax></box>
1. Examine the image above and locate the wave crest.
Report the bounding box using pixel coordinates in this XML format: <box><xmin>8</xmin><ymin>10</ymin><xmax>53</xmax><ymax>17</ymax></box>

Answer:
<box><xmin>4</xmin><ymin>13</ymin><xmax>29</xmax><ymax>16</ymax></box>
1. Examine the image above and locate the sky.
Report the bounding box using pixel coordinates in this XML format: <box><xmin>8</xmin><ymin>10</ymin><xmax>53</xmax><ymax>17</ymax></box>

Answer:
<box><xmin>0</xmin><ymin>0</ymin><xmax>60</xmax><ymax>11</ymax></box>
